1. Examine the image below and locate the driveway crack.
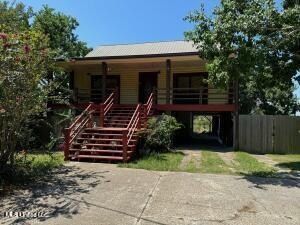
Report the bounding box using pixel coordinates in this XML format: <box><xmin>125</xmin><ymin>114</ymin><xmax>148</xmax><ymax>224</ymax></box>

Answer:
<box><xmin>134</xmin><ymin>173</ymin><xmax>163</xmax><ymax>225</ymax></box>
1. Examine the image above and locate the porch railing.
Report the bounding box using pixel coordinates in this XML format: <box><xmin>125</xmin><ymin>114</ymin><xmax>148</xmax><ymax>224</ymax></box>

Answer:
<box><xmin>156</xmin><ymin>87</ymin><xmax>234</xmax><ymax>104</ymax></box>
<box><xmin>73</xmin><ymin>88</ymin><xmax>116</xmax><ymax>103</ymax></box>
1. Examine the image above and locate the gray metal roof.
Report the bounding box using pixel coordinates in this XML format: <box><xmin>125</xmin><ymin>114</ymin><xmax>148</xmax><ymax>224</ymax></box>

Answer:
<box><xmin>85</xmin><ymin>40</ymin><xmax>198</xmax><ymax>58</ymax></box>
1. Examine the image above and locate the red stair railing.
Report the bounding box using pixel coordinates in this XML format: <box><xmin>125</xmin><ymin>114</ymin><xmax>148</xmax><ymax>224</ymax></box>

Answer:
<box><xmin>121</xmin><ymin>92</ymin><xmax>155</xmax><ymax>161</ymax></box>
<box><xmin>122</xmin><ymin>104</ymin><xmax>141</xmax><ymax>161</ymax></box>
<box><xmin>64</xmin><ymin>102</ymin><xmax>95</xmax><ymax>160</ymax></box>
<box><xmin>142</xmin><ymin>93</ymin><xmax>154</xmax><ymax>128</ymax></box>
<box><xmin>99</xmin><ymin>88</ymin><xmax>118</xmax><ymax>127</ymax></box>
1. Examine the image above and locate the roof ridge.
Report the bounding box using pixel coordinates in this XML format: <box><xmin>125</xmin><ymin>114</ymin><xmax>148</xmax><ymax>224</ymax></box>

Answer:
<box><xmin>93</xmin><ymin>40</ymin><xmax>188</xmax><ymax>48</ymax></box>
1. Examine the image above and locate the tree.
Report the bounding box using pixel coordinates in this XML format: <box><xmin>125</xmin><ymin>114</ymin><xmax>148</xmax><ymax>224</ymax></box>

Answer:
<box><xmin>185</xmin><ymin>0</ymin><xmax>299</xmax><ymax>115</ymax></box>
<box><xmin>33</xmin><ymin>5</ymin><xmax>90</xmax><ymax>59</ymax></box>
<box><xmin>0</xmin><ymin>1</ymin><xmax>91</xmax><ymax>155</ymax></box>
<box><xmin>0</xmin><ymin>30</ymin><xmax>54</xmax><ymax>167</ymax></box>
<box><xmin>32</xmin><ymin>5</ymin><xmax>91</xmax><ymax>106</ymax></box>
<box><xmin>0</xmin><ymin>1</ymin><xmax>33</xmax><ymax>32</ymax></box>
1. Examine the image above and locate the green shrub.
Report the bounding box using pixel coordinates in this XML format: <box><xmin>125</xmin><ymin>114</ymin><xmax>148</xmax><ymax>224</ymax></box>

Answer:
<box><xmin>138</xmin><ymin>114</ymin><xmax>182</xmax><ymax>155</ymax></box>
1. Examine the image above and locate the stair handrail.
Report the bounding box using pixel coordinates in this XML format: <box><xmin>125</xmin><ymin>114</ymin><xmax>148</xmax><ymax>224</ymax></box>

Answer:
<box><xmin>64</xmin><ymin>102</ymin><xmax>94</xmax><ymax>160</ymax></box>
<box><xmin>141</xmin><ymin>92</ymin><xmax>154</xmax><ymax>128</ymax></box>
<box><xmin>126</xmin><ymin>104</ymin><xmax>141</xmax><ymax>144</ymax></box>
<box><xmin>99</xmin><ymin>88</ymin><xmax>118</xmax><ymax>126</ymax></box>
<box><xmin>121</xmin><ymin>104</ymin><xmax>141</xmax><ymax>161</ymax></box>
<box><xmin>144</xmin><ymin>93</ymin><xmax>154</xmax><ymax>117</ymax></box>
<box><xmin>103</xmin><ymin>92</ymin><xmax>114</xmax><ymax>115</ymax></box>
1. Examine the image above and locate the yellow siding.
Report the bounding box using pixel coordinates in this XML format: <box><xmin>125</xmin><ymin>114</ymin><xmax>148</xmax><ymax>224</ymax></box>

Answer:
<box><xmin>71</xmin><ymin>59</ymin><xmax>227</xmax><ymax>105</ymax></box>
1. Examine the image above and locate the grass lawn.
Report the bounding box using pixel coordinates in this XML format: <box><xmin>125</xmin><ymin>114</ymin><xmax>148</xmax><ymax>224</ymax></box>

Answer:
<box><xmin>119</xmin><ymin>152</ymin><xmax>184</xmax><ymax>171</ymax></box>
<box><xmin>24</xmin><ymin>151</ymin><xmax>64</xmax><ymax>174</ymax></box>
<box><xmin>120</xmin><ymin>150</ymin><xmax>279</xmax><ymax>177</ymax></box>
<box><xmin>0</xmin><ymin>151</ymin><xmax>64</xmax><ymax>190</ymax></box>
<box><xmin>198</xmin><ymin>151</ymin><xmax>232</xmax><ymax>174</ymax></box>
<box><xmin>267</xmin><ymin>154</ymin><xmax>300</xmax><ymax>171</ymax></box>
<box><xmin>120</xmin><ymin>151</ymin><xmax>232</xmax><ymax>174</ymax></box>
<box><xmin>233</xmin><ymin>152</ymin><xmax>276</xmax><ymax>176</ymax></box>
<box><xmin>121</xmin><ymin>149</ymin><xmax>300</xmax><ymax>178</ymax></box>
<box><xmin>183</xmin><ymin>153</ymin><xmax>231</xmax><ymax>174</ymax></box>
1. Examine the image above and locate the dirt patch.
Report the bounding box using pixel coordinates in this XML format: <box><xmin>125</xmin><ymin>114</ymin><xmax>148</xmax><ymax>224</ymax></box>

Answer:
<box><xmin>179</xmin><ymin>151</ymin><xmax>202</xmax><ymax>170</ymax></box>
<box><xmin>217</xmin><ymin>151</ymin><xmax>236</xmax><ymax>172</ymax></box>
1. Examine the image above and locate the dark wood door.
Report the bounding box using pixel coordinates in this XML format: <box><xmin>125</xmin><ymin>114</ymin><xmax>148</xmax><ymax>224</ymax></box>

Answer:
<box><xmin>91</xmin><ymin>75</ymin><xmax>120</xmax><ymax>103</ymax></box>
<box><xmin>139</xmin><ymin>72</ymin><xmax>158</xmax><ymax>103</ymax></box>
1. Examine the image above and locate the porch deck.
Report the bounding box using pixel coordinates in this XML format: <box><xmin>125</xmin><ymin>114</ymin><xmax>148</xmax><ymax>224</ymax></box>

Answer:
<box><xmin>73</xmin><ymin>87</ymin><xmax>235</xmax><ymax>112</ymax></box>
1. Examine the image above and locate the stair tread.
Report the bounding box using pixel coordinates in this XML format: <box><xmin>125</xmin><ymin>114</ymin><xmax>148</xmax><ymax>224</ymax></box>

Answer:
<box><xmin>81</xmin><ymin>132</ymin><xmax>123</xmax><ymax>136</ymax></box>
<box><xmin>106</xmin><ymin>118</ymin><xmax>131</xmax><ymax>120</ymax></box>
<box><xmin>76</xmin><ymin>138</ymin><xmax>137</xmax><ymax>142</ymax></box>
<box><xmin>70</xmin><ymin>155</ymin><xmax>126</xmax><ymax>160</ymax></box>
<box><xmin>72</xmin><ymin>143</ymin><xmax>135</xmax><ymax>147</ymax></box>
<box><xmin>69</xmin><ymin>149</ymin><xmax>133</xmax><ymax>153</ymax></box>
<box><xmin>84</xmin><ymin>127</ymin><xmax>127</xmax><ymax>131</ymax></box>
<box><xmin>81</xmin><ymin>132</ymin><xmax>137</xmax><ymax>137</ymax></box>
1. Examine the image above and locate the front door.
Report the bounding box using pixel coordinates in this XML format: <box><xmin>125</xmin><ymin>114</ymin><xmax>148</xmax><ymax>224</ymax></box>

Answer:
<box><xmin>139</xmin><ymin>72</ymin><xmax>158</xmax><ymax>103</ymax></box>
<box><xmin>91</xmin><ymin>75</ymin><xmax>120</xmax><ymax>103</ymax></box>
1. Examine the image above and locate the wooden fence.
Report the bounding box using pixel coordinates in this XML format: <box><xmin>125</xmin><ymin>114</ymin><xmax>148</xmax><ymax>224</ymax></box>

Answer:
<box><xmin>239</xmin><ymin>115</ymin><xmax>300</xmax><ymax>154</ymax></box>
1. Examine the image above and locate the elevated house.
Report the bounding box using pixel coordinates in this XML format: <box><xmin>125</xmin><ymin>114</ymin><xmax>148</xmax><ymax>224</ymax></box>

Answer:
<box><xmin>62</xmin><ymin>41</ymin><xmax>236</xmax><ymax>162</ymax></box>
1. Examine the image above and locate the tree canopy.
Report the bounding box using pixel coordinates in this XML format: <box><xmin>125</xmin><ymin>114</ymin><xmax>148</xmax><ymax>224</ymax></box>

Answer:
<box><xmin>0</xmin><ymin>30</ymin><xmax>54</xmax><ymax>166</ymax></box>
<box><xmin>0</xmin><ymin>1</ymin><xmax>90</xmax><ymax>167</ymax></box>
<box><xmin>33</xmin><ymin>5</ymin><xmax>91</xmax><ymax>58</ymax></box>
<box><xmin>185</xmin><ymin>0</ymin><xmax>299</xmax><ymax>115</ymax></box>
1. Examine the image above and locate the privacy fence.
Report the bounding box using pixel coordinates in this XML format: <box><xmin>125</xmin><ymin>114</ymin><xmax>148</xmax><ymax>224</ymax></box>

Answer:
<box><xmin>239</xmin><ymin>115</ymin><xmax>300</xmax><ymax>154</ymax></box>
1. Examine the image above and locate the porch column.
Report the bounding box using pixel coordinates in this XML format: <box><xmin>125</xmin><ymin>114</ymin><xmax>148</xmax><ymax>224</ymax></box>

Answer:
<box><xmin>166</xmin><ymin>59</ymin><xmax>171</xmax><ymax>104</ymax></box>
<box><xmin>233</xmin><ymin>79</ymin><xmax>239</xmax><ymax>150</ymax></box>
<box><xmin>69</xmin><ymin>70</ymin><xmax>75</xmax><ymax>103</ymax></box>
<box><xmin>102</xmin><ymin>62</ymin><xmax>107</xmax><ymax>102</ymax></box>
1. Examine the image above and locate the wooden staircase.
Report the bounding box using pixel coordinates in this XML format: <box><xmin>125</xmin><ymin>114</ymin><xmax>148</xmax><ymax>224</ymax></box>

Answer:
<box><xmin>63</xmin><ymin>91</ymin><xmax>154</xmax><ymax>163</ymax></box>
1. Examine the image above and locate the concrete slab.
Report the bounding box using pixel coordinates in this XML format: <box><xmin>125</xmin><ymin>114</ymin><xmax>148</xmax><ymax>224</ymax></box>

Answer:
<box><xmin>1</xmin><ymin>162</ymin><xmax>299</xmax><ymax>225</ymax></box>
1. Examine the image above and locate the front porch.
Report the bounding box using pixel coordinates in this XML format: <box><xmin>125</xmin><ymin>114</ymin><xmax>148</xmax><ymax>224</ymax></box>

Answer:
<box><xmin>66</xmin><ymin>56</ymin><xmax>235</xmax><ymax>113</ymax></box>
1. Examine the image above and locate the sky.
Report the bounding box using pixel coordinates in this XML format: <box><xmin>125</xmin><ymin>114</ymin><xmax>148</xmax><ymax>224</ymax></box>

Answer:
<box><xmin>19</xmin><ymin>0</ymin><xmax>214</xmax><ymax>48</ymax></box>
<box><xmin>12</xmin><ymin>0</ymin><xmax>299</xmax><ymax>99</ymax></box>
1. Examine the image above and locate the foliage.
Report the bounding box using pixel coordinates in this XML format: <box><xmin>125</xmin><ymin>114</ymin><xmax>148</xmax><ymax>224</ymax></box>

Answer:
<box><xmin>138</xmin><ymin>114</ymin><xmax>182</xmax><ymax>155</ymax></box>
<box><xmin>32</xmin><ymin>5</ymin><xmax>91</xmax><ymax>110</ymax></box>
<box><xmin>33</xmin><ymin>5</ymin><xmax>91</xmax><ymax>59</ymax></box>
<box><xmin>185</xmin><ymin>0</ymin><xmax>300</xmax><ymax>115</ymax></box>
<box><xmin>0</xmin><ymin>1</ymin><xmax>33</xmax><ymax>32</ymax></box>
<box><xmin>0</xmin><ymin>1</ymin><xmax>88</xmax><ymax>154</ymax></box>
<box><xmin>0</xmin><ymin>30</ymin><xmax>55</xmax><ymax>167</ymax></box>
<box><xmin>0</xmin><ymin>151</ymin><xmax>64</xmax><ymax>189</ymax></box>
<box><xmin>46</xmin><ymin>109</ymin><xmax>74</xmax><ymax>151</ymax></box>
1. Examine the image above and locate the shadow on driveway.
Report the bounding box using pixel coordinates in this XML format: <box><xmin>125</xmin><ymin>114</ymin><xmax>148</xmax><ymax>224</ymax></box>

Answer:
<box><xmin>237</xmin><ymin>172</ymin><xmax>300</xmax><ymax>190</ymax></box>
<box><xmin>1</xmin><ymin>165</ymin><xmax>110</xmax><ymax>224</ymax></box>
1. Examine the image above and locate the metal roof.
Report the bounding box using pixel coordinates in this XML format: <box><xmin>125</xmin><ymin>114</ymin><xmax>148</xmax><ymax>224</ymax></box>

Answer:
<box><xmin>85</xmin><ymin>40</ymin><xmax>198</xmax><ymax>58</ymax></box>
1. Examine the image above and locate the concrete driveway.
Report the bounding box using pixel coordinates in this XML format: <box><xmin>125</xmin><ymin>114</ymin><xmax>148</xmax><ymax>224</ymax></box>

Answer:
<box><xmin>1</xmin><ymin>162</ymin><xmax>299</xmax><ymax>225</ymax></box>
